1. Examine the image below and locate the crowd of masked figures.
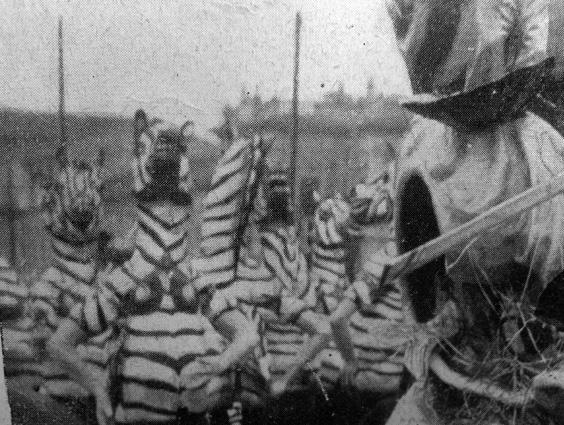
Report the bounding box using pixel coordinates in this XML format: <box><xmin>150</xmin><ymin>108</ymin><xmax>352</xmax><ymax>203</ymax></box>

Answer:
<box><xmin>5</xmin><ymin>108</ymin><xmax>564</xmax><ymax>425</ymax></box>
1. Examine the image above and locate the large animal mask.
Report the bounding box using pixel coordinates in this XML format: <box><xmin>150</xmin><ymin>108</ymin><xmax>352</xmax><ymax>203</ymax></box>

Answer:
<box><xmin>41</xmin><ymin>146</ymin><xmax>105</xmax><ymax>245</ymax></box>
<box><xmin>132</xmin><ymin>109</ymin><xmax>194</xmax><ymax>205</ymax></box>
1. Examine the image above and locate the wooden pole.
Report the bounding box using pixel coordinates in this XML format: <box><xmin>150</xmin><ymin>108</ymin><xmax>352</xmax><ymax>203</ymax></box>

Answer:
<box><xmin>290</xmin><ymin>12</ymin><xmax>302</xmax><ymax>212</ymax></box>
<box><xmin>7</xmin><ymin>160</ymin><xmax>17</xmax><ymax>267</ymax></box>
<box><xmin>58</xmin><ymin>16</ymin><xmax>66</xmax><ymax>146</ymax></box>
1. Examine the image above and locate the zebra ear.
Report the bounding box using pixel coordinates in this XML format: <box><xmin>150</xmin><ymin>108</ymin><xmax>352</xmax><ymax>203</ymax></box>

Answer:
<box><xmin>134</xmin><ymin>109</ymin><xmax>148</xmax><ymax>154</ymax></box>
<box><xmin>180</xmin><ymin>120</ymin><xmax>195</xmax><ymax>140</ymax></box>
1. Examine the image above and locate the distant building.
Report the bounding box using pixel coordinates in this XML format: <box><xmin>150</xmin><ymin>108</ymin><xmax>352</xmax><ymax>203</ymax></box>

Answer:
<box><xmin>213</xmin><ymin>81</ymin><xmax>410</xmax><ymax>196</ymax></box>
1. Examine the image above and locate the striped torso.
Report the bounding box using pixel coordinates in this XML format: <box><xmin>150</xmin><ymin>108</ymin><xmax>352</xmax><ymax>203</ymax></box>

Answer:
<box><xmin>311</xmin><ymin>197</ymin><xmax>406</xmax><ymax>394</ymax></box>
<box><xmin>75</xmin><ymin>204</ymin><xmax>231</xmax><ymax>424</ymax></box>
<box><xmin>215</xmin><ymin>224</ymin><xmax>314</xmax><ymax>396</ymax></box>
<box><xmin>348</xmin><ymin>234</ymin><xmax>406</xmax><ymax>394</ymax></box>
<box><xmin>30</xmin><ymin>244</ymin><xmax>116</xmax><ymax>398</ymax></box>
<box><xmin>0</xmin><ymin>259</ymin><xmax>45</xmax><ymax>390</ymax></box>
<box><xmin>349</xmin><ymin>282</ymin><xmax>405</xmax><ymax>393</ymax></box>
<box><xmin>256</xmin><ymin>226</ymin><xmax>313</xmax><ymax>393</ymax></box>
<box><xmin>309</xmin><ymin>218</ymin><xmax>348</xmax><ymax>391</ymax></box>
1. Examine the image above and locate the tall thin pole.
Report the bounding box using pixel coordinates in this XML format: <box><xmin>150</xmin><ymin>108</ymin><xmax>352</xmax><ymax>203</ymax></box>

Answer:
<box><xmin>7</xmin><ymin>161</ymin><xmax>17</xmax><ymax>266</ymax></box>
<box><xmin>290</xmin><ymin>12</ymin><xmax>302</xmax><ymax>212</ymax></box>
<box><xmin>58</xmin><ymin>16</ymin><xmax>66</xmax><ymax>146</ymax></box>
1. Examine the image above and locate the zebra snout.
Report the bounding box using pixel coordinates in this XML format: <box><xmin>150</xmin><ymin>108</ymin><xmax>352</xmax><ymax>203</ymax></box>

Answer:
<box><xmin>147</xmin><ymin>156</ymin><xmax>181</xmax><ymax>187</ymax></box>
<box><xmin>69</xmin><ymin>208</ymin><xmax>94</xmax><ymax>232</ymax></box>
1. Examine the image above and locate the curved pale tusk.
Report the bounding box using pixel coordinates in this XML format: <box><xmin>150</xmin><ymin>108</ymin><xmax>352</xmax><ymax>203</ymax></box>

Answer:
<box><xmin>429</xmin><ymin>354</ymin><xmax>531</xmax><ymax>406</ymax></box>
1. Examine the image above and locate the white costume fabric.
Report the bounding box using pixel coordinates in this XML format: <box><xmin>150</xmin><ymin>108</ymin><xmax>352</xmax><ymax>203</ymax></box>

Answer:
<box><xmin>460</xmin><ymin>0</ymin><xmax>549</xmax><ymax>90</ymax></box>
<box><xmin>386</xmin><ymin>0</ymin><xmax>549</xmax><ymax>92</ymax></box>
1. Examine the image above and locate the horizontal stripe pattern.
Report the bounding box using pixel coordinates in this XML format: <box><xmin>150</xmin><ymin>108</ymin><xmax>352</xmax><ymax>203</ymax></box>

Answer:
<box><xmin>30</xmin><ymin>257</ymin><xmax>118</xmax><ymax>398</ymax></box>
<box><xmin>254</xmin><ymin>227</ymin><xmax>314</xmax><ymax>392</ymax></box>
<box><xmin>0</xmin><ymin>259</ymin><xmax>47</xmax><ymax>389</ymax></box>
<box><xmin>309</xmin><ymin>197</ymin><xmax>406</xmax><ymax>394</ymax></box>
<box><xmin>309</xmin><ymin>199</ymin><xmax>350</xmax><ymax>390</ymax></box>
<box><xmin>72</xmin><ymin>190</ymin><xmax>240</xmax><ymax>420</ymax></box>
<box><xmin>349</xmin><ymin>282</ymin><xmax>405</xmax><ymax>393</ymax></box>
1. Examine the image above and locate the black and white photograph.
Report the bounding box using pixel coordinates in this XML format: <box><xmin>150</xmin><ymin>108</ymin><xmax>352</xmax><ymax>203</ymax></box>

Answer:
<box><xmin>2</xmin><ymin>1</ymin><xmax>564</xmax><ymax>424</ymax></box>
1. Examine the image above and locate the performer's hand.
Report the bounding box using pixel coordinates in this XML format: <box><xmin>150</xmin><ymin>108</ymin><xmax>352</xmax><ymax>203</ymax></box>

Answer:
<box><xmin>270</xmin><ymin>378</ymin><xmax>289</xmax><ymax>398</ymax></box>
<box><xmin>339</xmin><ymin>360</ymin><xmax>358</xmax><ymax>390</ymax></box>
<box><xmin>227</xmin><ymin>401</ymin><xmax>243</xmax><ymax>425</ymax></box>
<box><xmin>94</xmin><ymin>385</ymin><xmax>114</xmax><ymax>425</ymax></box>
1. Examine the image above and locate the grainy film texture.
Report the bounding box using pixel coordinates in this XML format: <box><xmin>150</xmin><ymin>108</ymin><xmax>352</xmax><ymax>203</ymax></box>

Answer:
<box><xmin>3</xmin><ymin>1</ymin><xmax>564</xmax><ymax>425</ymax></box>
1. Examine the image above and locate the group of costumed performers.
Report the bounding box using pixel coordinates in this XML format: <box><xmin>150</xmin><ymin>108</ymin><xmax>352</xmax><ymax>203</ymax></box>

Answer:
<box><xmin>3</xmin><ymin>1</ymin><xmax>564</xmax><ymax>424</ymax></box>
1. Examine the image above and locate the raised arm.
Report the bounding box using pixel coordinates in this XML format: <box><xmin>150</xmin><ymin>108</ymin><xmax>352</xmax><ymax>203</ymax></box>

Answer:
<box><xmin>207</xmin><ymin>308</ymin><xmax>260</xmax><ymax>371</ymax></box>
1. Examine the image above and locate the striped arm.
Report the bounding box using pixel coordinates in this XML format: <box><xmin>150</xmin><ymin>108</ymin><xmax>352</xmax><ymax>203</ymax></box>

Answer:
<box><xmin>231</xmin><ymin>302</ymin><xmax>269</xmax><ymax>408</ymax></box>
<box><xmin>29</xmin><ymin>271</ymin><xmax>65</xmax><ymax>333</ymax></box>
<box><xmin>206</xmin><ymin>249</ymin><xmax>281</xmax><ymax>322</ymax></box>
<box><xmin>2</xmin><ymin>316</ymin><xmax>47</xmax><ymax>387</ymax></box>
<box><xmin>349</xmin><ymin>283</ymin><xmax>405</xmax><ymax>393</ymax></box>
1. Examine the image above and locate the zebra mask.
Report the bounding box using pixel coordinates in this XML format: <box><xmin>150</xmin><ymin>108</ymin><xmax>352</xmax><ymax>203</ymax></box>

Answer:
<box><xmin>40</xmin><ymin>146</ymin><xmax>105</xmax><ymax>245</ymax></box>
<box><xmin>132</xmin><ymin>109</ymin><xmax>194</xmax><ymax>206</ymax></box>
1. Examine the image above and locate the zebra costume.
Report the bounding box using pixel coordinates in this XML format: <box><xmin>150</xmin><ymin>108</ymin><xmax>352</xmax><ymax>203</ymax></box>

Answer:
<box><xmin>259</xmin><ymin>224</ymin><xmax>313</xmax><ymax>394</ymax></box>
<box><xmin>30</xmin><ymin>148</ymin><xmax>117</xmax><ymax>403</ymax></box>
<box><xmin>67</xmin><ymin>111</ymin><xmax>263</xmax><ymax>424</ymax></box>
<box><xmin>0</xmin><ymin>258</ymin><xmax>45</xmax><ymax>391</ymax></box>
<box><xmin>214</xmin><ymin>170</ymin><xmax>320</xmax><ymax>424</ymax></box>
<box><xmin>299</xmin><ymin>193</ymin><xmax>404</xmax><ymax>425</ymax></box>
<box><xmin>313</xmin><ymin>195</ymin><xmax>406</xmax><ymax>393</ymax></box>
<box><xmin>309</xmin><ymin>196</ymin><xmax>350</xmax><ymax>390</ymax></box>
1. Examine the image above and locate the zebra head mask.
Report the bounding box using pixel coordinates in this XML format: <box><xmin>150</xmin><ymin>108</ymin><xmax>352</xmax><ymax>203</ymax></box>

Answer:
<box><xmin>258</xmin><ymin>168</ymin><xmax>294</xmax><ymax>226</ymax></box>
<box><xmin>41</xmin><ymin>146</ymin><xmax>105</xmax><ymax>245</ymax></box>
<box><xmin>132</xmin><ymin>109</ymin><xmax>194</xmax><ymax>205</ymax></box>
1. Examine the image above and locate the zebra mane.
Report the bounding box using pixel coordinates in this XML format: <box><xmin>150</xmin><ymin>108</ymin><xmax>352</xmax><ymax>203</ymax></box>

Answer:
<box><xmin>233</xmin><ymin>135</ymin><xmax>274</xmax><ymax>272</ymax></box>
<box><xmin>198</xmin><ymin>134</ymin><xmax>274</xmax><ymax>290</ymax></box>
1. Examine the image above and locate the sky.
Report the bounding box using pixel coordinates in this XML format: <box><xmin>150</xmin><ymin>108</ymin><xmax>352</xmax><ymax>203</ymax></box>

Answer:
<box><xmin>0</xmin><ymin>0</ymin><xmax>412</xmax><ymax>129</ymax></box>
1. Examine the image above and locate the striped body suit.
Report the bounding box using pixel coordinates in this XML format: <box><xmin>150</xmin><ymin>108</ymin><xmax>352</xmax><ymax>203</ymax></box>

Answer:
<box><xmin>196</xmin><ymin>134</ymin><xmax>273</xmax><ymax>412</ymax></box>
<box><xmin>71</xmin><ymin>209</ymin><xmax>231</xmax><ymax>423</ymax></box>
<box><xmin>217</xmin><ymin>224</ymin><xmax>315</xmax><ymax>398</ymax></box>
<box><xmin>20</xmin><ymin>148</ymin><xmax>115</xmax><ymax>400</ymax></box>
<box><xmin>31</xmin><ymin>241</ymin><xmax>117</xmax><ymax>398</ymax></box>
<box><xmin>210</xmin><ymin>220</ymin><xmax>317</xmax><ymax>425</ymax></box>
<box><xmin>309</xmin><ymin>197</ymin><xmax>350</xmax><ymax>390</ymax></box>
<box><xmin>68</xmin><ymin>112</ymin><xmax>264</xmax><ymax>424</ymax></box>
<box><xmin>0</xmin><ymin>258</ymin><xmax>45</xmax><ymax>390</ymax></box>
<box><xmin>312</xmin><ymin>196</ymin><xmax>406</xmax><ymax>394</ymax></box>
<box><xmin>257</xmin><ymin>225</ymin><xmax>313</xmax><ymax>394</ymax></box>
